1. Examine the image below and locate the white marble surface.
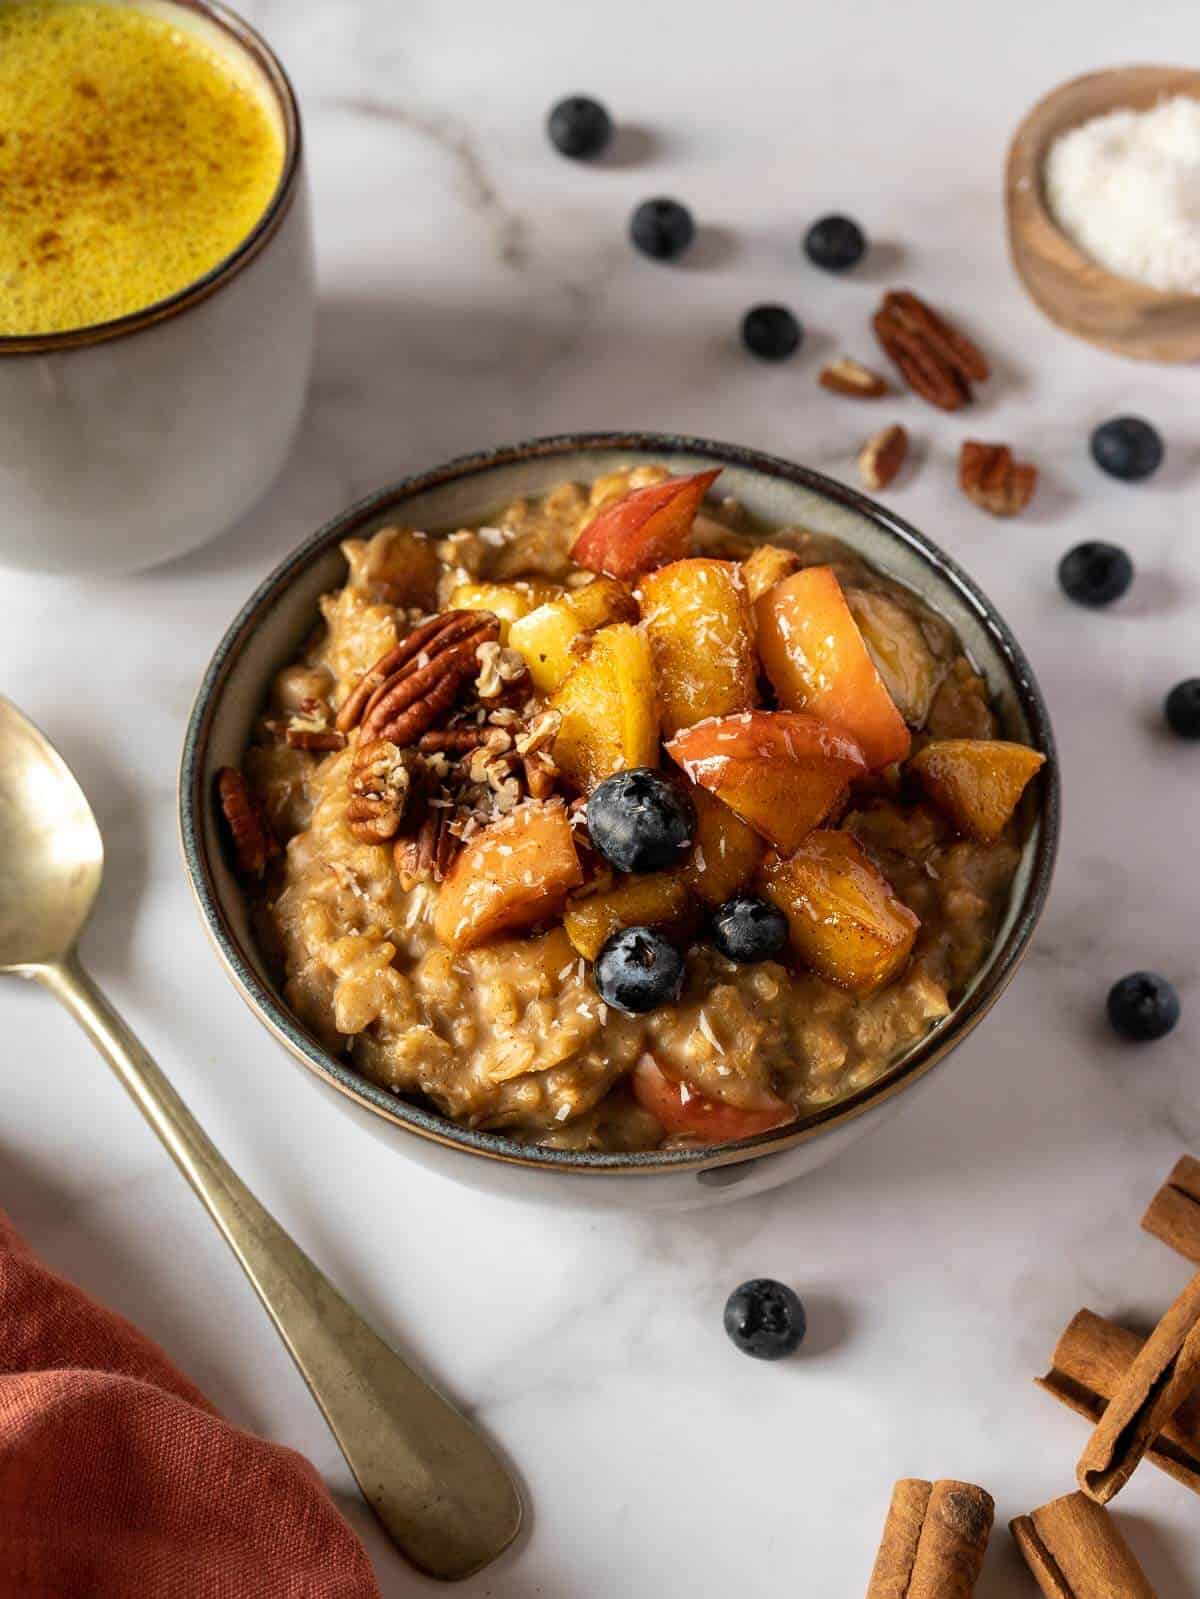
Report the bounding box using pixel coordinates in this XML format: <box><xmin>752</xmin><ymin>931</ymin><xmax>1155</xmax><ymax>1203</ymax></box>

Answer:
<box><xmin>4</xmin><ymin>0</ymin><xmax>1200</xmax><ymax>1591</ymax></box>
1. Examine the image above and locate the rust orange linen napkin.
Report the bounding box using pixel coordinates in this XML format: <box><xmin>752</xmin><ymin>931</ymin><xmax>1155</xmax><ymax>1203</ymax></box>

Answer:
<box><xmin>0</xmin><ymin>1211</ymin><xmax>381</xmax><ymax>1598</ymax></box>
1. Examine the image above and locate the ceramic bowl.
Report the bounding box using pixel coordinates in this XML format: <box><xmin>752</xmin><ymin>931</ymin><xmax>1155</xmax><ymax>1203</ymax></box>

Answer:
<box><xmin>1006</xmin><ymin>65</ymin><xmax>1200</xmax><ymax>363</ymax></box>
<box><xmin>180</xmin><ymin>433</ymin><xmax>1059</xmax><ymax>1212</ymax></box>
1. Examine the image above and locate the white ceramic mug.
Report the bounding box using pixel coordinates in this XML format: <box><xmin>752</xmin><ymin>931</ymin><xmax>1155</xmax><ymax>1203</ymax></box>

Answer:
<box><xmin>0</xmin><ymin>0</ymin><xmax>315</xmax><ymax>577</ymax></box>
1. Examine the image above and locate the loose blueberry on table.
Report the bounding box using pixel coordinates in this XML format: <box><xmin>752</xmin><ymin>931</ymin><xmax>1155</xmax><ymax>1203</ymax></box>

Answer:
<box><xmin>1090</xmin><ymin>417</ymin><xmax>1164</xmax><ymax>483</ymax></box>
<box><xmin>1107</xmin><ymin>972</ymin><xmax>1181</xmax><ymax>1042</ymax></box>
<box><xmin>1165</xmin><ymin>679</ymin><xmax>1200</xmax><ymax>740</ymax></box>
<box><xmin>629</xmin><ymin>197</ymin><xmax>695</xmax><ymax>261</ymax></box>
<box><xmin>711</xmin><ymin>895</ymin><xmax>789</xmax><ymax>964</ymax></box>
<box><xmin>546</xmin><ymin>95</ymin><xmax>613</xmax><ymax>160</ymax></box>
<box><xmin>741</xmin><ymin>303</ymin><xmax>802</xmax><ymax>361</ymax></box>
<box><xmin>724</xmin><ymin>1279</ymin><xmax>807</xmax><ymax>1360</ymax></box>
<box><xmin>586</xmin><ymin>768</ymin><xmax>696</xmax><ymax>873</ymax></box>
<box><xmin>804</xmin><ymin>213</ymin><xmax>867</xmax><ymax>272</ymax></box>
<box><xmin>1058</xmin><ymin>541</ymin><xmax>1134</xmax><ymax>608</ymax></box>
<box><xmin>594</xmin><ymin>926</ymin><xmax>686</xmax><ymax>1015</ymax></box>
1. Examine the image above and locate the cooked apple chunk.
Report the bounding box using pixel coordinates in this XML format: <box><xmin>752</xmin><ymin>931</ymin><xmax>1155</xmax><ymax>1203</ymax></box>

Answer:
<box><xmin>571</xmin><ymin>469</ymin><xmax>721</xmax><ymax>580</ymax></box>
<box><xmin>433</xmin><ymin>800</ymin><xmax>582</xmax><ymax>952</ymax></box>
<box><xmin>564</xmin><ymin>872</ymin><xmax>691</xmax><ymax>962</ymax></box>
<box><xmin>845</xmin><ymin>588</ymin><xmax>943</xmax><ymax>727</ymax></box>
<box><xmin>508</xmin><ymin>576</ymin><xmax>638</xmax><ymax>693</ymax></box>
<box><xmin>909</xmin><ymin>738</ymin><xmax>1046</xmax><ymax>841</ymax></box>
<box><xmin>755</xmin><ymin>565</ymin><xmax>911</xmax><ymax>770</ymax></box>
<box><xmin>639</xmin><ymin>558</ymin><xmax>758</xmax><ymax>735</ymax></box>
<box><xmin>632</xmin><ymin>1056</ymin><xmax>795</xmax><ymax>1143</ymax></box>
<box><xmin>550</xmin><ymin>623</ymin><xmax>659</xmax><ymax>792</ymax></box>
<box><xmin>741</xmin><ymin>542</ymin><xmax>801</xmax><ymax>603</ymax></box>
<box><xmin>759</xmin><ymin>830</ymin><xmax>920</xmax><ymax>994</ymax></box>
<box><xmin>680</xmin><ymin>785</ymin><xmax>765</xmax><ymax>905</ymax></box>
<box><xmin>446</xmin><ymin>579</ymin><xmax>561</xmax><ymax>637</ymax></box>
<box><xmin>666</xmin><ymin>710</ymin><xmax>867</xmax><ymax>854</ymax></box>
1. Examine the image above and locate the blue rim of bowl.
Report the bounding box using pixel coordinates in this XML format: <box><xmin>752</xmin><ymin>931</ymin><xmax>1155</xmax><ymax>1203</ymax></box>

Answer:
<box><xmin>180</xmin><ymin>431</ymin><xmax>1060</xmax><ymax>1175</ymax></box>
<box><xmin>0</xmin><ymin>0</ymin><xmax>302</xmax><ymax>358</ymax></box>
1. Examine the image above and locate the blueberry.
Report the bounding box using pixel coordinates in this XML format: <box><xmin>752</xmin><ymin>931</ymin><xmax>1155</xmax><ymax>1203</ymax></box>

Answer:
<box><xmin>741</xmin><ymin>304</ymin><xmax>802</xmax><ymax>362</ymax></box>
<box><xmin>1058</xmin><ymin>541</ymin><xmax>1134</xmax><ymax>607</ymax></box>
<box><xmin>1090</xmin><ymin>417</ymin><xmax>1164</xmax><ymax>482</ymax></box>
<box><xmin>630</xmin><ymin>197</ymin><xmax>695</xmax><ymax>261</ymax></box>
<box><xmin>1107</xmin><ymin>972</ymin><xmax>1181</xmax><ymax>1042</ymax></box>
<box><xmin>594</xmin><ymin>926</ymin><xmax>685</xmax><ymax>1015</ymax></box>
<box><xmin>546</xmin><ymin>95</ymin><xmax>613</xmax><ymax>160</ymax></box>
<box><xmin>1166</xmin><ymin>679</ymin><xmax>1200</xmax><ymax>739</ymax></box>
<box><xmin>724</xmin><ymin>1279</ymin><xmax>807</xmax><ymax>1361</ymax></box>
<box><xmin>804</xmin><ymin>214</ymin><xmax>866</xmax><ymax>272</ymax></box>
<box><xmin>586</xmin><ymin>769</ymin><xmax>695</xmax><ymax>873</ymax></box>
<box><xmin>712</xmin><ymin>895</ymin><xmax>789</xmax><ymax>963</ymax></box>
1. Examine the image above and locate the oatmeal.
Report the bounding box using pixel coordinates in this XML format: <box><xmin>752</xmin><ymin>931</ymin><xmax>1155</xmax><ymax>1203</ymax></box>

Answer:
<box><xmin>223</xmin><ymin>465</ymin><xmax>1045</xmax><ymax>1152</ymax></box>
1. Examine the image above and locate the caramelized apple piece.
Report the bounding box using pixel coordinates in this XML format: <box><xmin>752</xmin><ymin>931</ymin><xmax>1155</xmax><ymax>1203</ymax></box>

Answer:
<box><xmin>564</xmin><ymin>872</ymin><xmax>691</xmax><ymax>962</ymax></box>
<box><xmin>845</xmin><ymin>588</ymin><xmax>943</xmax><ymax>727</ymax></box>
<box><xmin>433</xmin><ymin>800</ymin><xmax>582</xmax><ymax>952</ymax></box>
<box><xmin>550</xmin><ymin>622</ymin><xmax>660</xmax><ymax>792</ymax></box>
<box><xmin>508</xmin><ymin>576</ymin><xmax>638</xmax><ymax>693</ymax></box>
<box><xmin>680</xmin><ymin>785</ymin><xmax>765</xmax><ymax>905</ymax></box>
<box><xmin>755</xmin><ymin>565</ymin><xmax>911</xmax><ymax>770</ymax></box>
<box><xmin>632</xmin><ymin>1056</ymin><xmax>795</xmax><ymax>1144</ymax></box>
<box><xmin>909</xmin><ymin>738</ymin><xmax>1045</xmax><ymax>841</ymax></box>
<box><xmin>666</xmin><ymin>710</ymin><xmax>867</xmax><ymax>854</ymax></box>
<box><xmin>759</xmin><ymin>830</ymin><xmax>919</xmax><ymax>994</ymax></box>
<box><xmin>571</xmin><ymin>469</ymin><xmax>721</xmax><ymax>580</ymax></box>
<box><xmin>446</xmin><ymin>579</ymin><xmax>561</xmax><ymax>640</ymax></box>
<box><xmin>639</xmin><ymin>558</ymin><xmax>758</xmax><ymax>735</ymax></box>
<box><xmin>741</xmin><ymin>542</ymin><xmax>801</xmax><ymax>603</ymax></box>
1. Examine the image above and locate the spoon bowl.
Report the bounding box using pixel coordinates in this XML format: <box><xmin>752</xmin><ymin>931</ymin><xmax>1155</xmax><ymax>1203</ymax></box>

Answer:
<box><xmin>0</xmin><ymin>698</ymin><xmax>103</xmax><ymax>970</ymax></box>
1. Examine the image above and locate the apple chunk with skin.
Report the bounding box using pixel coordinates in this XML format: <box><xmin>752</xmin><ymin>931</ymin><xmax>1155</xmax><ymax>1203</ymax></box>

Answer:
<box><xmin>666</xmin><ymin>710</ymin><xmax>867</xmax><ymax>854</ymax></box>
<box><xmin>910</xmin><ymin>738</ymin><xmax>1046</xmax><ymax>841</ymax></box>
<box><xmin>759</xmin><ymin>829</ymin><xmax>919</xmax><ymax>994</ymax></box>
<box><xmin>571</xmin><ymin>469</ymin><xmax>721</xmax><ymax>581</ymax></box>
<box><xmin>632</xmin><ymin>1056</ymin><xmax>796</xmax><ymax>1144</ymax></box>
<box><xmin>433</xmin><ymin>800</ymin><xmax>582</xmax><ymax>952</ymax></box>
<box><xmin>639</xmin><ymin>557</ymin><xmax>758</xmax><ymax>735</ymax></box>
<box><xmin>755</xmin><ymin>564</ymin><xmax>911</xmax><ymax>770</ymax></box>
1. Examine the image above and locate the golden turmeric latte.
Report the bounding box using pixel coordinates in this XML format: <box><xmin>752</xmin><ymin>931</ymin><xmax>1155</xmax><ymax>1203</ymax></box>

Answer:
<box><xmin>0</xmin><ymin>1</ymin><xmax>285</xmax><ymax>335</ymax></box>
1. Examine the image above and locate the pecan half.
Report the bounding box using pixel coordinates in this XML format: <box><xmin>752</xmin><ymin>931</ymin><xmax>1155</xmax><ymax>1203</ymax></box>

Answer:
<box><xmin>819</xmin><ymin>356</ymin><xmax>891</xmax><ymax>398</ymax></box>
<box><xmin>216</xmin><ymin>767</ymin><xmax>280</xmax><ymax>878</ymax></box>
<box><xmin>872</xmin><ymin>290</ymin><xmax>989</xmax><ymax>411</ymax></box>
<box><xmin>858</xmin><ymin>424</ymin><xmax>909</xmax><ymax>492</ymax></box>
<box><xmin>337</xmin><ymin>610</ymin><xmax>501</xmax><ymax>748</ymax></box>
<box><xmin>347</xmin><ymin>739</ymin><xmax>421</xmax><ymax>842</ymax></box>
<box><xmin>958</xmin><ymin>440</ymin><xmax>1037</xmax><ymax>517</ymax></box>
<box><xmin>417</xmin><ymin>726</ymin><xmax>489</xmax><ymax>754</ymax></box>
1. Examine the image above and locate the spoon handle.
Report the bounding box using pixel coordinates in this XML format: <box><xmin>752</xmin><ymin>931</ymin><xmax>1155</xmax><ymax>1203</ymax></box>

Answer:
<box><xmin>38</xmin><ymin>952</ymin><xmax>520</xmax><ymax>1582</ymax></box>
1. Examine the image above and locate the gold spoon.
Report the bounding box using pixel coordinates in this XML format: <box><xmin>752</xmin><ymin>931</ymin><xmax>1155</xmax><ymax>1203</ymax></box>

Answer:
<box><xmin>0</xmin><ymin>697</ymin><xmax>521</xmax><ymax>1582</ymax></box>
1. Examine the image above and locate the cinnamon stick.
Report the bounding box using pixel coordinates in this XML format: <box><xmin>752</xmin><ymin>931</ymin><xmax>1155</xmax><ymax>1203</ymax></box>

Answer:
<box><xmin>866</xmin><ymin>1478</ymin><xmax>993</xmax><ymax>1597</ymax></box>
<box><xmin>1010</xmin><ymin>1493</ymin><xmax>1157</xmax><ymax>1598</ymax></box>
<box><xmin>1142</xmin><ymin>1155</ymin><xmax>1200</xmax><ymax>1263</ymax></box>
<box><xmin>1036</xmin><ymin>1308</ymin><xmax>1200</xmax><ymax>1495</ymax></box>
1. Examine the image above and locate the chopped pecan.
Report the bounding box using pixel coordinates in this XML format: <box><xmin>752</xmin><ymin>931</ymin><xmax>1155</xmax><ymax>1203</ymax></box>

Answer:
<box><xmin>819</xmin><ymin>356</ymin><xmax>891</xmax><ymax>398</ymax></box>
<box><xmin>336</xmin><ymin>610</ymin><xmax>501</xmax><ymax>748</ymax></box>
<box><xmin>474</xmin><ymin>639</ymin><xmax>530</xmax><ymax>701</ymax></box>
<box><xmin>858</xmin><ymin>424</ymin><xmax>909</xmax><ymax>492</ymax></box>
<box><xmin>216</xmin><ymin>767</ymin><xmax>280</xmax><ymax>878</ymax></box>
<box><xmin>283</xmin><ymin>697</ymin><xmax>346</xmax><ymax>751</ymax></box>
<box><xmin>347</xmin><ymin>740</ymin><xmax>421</xmax><ymax>842</ymax></box>
<box><xmin>872</xmin><ymin>290</ymin><xmax>989</xmax><ymax>411</ymax></box>
<box><xmin>958</xmin><ymin>441</ymin><xmax>1037</xmax><ymax>517</ymax></box>
<box><xmin>417</xmin><ymin>726</ymin><xmax>489</xmax><ymax>754</ymax></box>
<box><xmin>394</xmin><ymin>807</ymin><xmax>457</xmax><ymax>886</ymax></box>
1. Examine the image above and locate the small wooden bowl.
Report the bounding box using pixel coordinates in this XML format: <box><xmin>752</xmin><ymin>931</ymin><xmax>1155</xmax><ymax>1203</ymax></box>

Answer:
<box><xmin>1006</xmin><ymin>65</ymin><xmax>1200</xmax><ymax>363</ymax></box>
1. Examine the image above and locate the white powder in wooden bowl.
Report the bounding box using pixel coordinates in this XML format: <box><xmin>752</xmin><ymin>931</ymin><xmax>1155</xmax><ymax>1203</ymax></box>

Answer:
<box><xmin>1044</xmin><ymin>95</ymin><xmax>1200</xmax><ymax>293</ymax></box>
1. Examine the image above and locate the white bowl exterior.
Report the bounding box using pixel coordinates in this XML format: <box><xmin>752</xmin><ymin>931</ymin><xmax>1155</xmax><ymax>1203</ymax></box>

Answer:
<box><xmin>0</xmin><ymin>179</ymin><xmax>314</xmax><ymax>577</ymax></box>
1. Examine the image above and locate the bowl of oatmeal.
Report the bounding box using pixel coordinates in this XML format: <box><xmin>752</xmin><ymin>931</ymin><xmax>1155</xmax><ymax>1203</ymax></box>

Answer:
<box><xmin>181</xmin><ymin>433</ymin><xmax>1058</xmax><ymax>1209</ymax></box>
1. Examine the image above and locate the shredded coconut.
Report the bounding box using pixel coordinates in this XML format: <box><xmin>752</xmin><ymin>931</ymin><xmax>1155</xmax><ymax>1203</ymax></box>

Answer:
<box><xmin>1044</xmin><ymin>96</ymin><xmax>1200</xmax><ymax>293</ymax></box>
